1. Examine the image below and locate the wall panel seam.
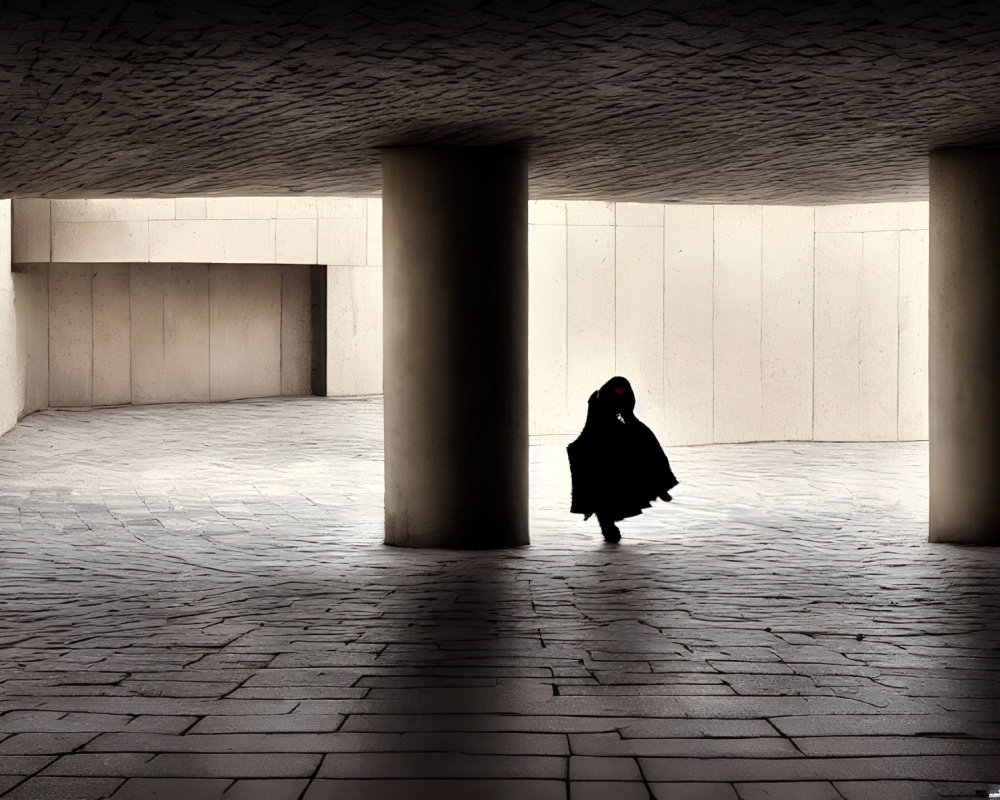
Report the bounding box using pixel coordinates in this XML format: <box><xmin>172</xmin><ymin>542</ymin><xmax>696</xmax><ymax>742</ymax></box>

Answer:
<box><xmin>128</xmin><ymin>264</ymin><xmax>134</xmax><ymax>405</ymax></box>
<box><xmin>759</xmin><ymin>207</ymin><xmax>764</xmax><ymax>439</ymax></box>
<box><xmin>90</xmin><ymin>263</ymin><xmax>94</xmax><ymax>407</ymax></box>
<box><xmin>564</xmin><ymin>210</ymin><xmax>570</xmax><ymax>424</ymax></box>
<box><xmin>661</xmin><ymin>210</ymin><xmax>666</xmax><ymax>442</ymax></box>
<box><xmin>812</xmin><ymin>207</ymin><xmax>816</xmax><ymax>441</ymax></box>
<box><xmin>711</xmin><ymin>204</ymin><xmax>716</xmax><ymax>444</ymax></box>
<box><xmin>208</xmin><ymin>265</ymin><xmax>213</xmax><ymax>401</ymax></box>
<box><xmin>896</xmin><ymin>232</ymin><xmax>903</xmax><ymax>442</ymax></box>
<box><xmin>860</xmin><ymin>232</ymin><xmax>865</xmax><ymax>438</ymax></box>
<box><xmin>46</xmin><ymin>263</ymin><xmax>51</xmax><ymax>408</ymax></box>
<box><xmin>612</xmin><ymin>204</ymin><xmax>617</xmax><ymax>377</ymax></box>
<box><xmin>279</xmin><ymin>267</ymin><xmax>285</xmax><ymax>396</ymax></box>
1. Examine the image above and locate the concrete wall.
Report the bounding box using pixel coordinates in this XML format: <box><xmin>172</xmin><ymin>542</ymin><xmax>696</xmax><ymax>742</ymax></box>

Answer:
<box><xmin>13</xmin><ymin>197</ymin><xmax>383</xmax><ymax>402</ymax></box>
<box><xmin>39</xmin><ymin>263</ymin><xmax>313</xmax><ymax>408</ymax></box>
<box><xmin>13</xmin><ymin>264</ymin><xmax>48</xmax><ymax>417</ymax></box>
<box><xmin>8</xmin><ymin>197</ymin><xmax>928</xmax><ymax>443</ymax></box>
<box><xmin>528</xmin><ymin>200</ymin><xmax>929</xmax><ymax>443</ymax></box>
<box><xmin>10</xmin><ymin>200</ymin><xmax>53</xmax><ymax>419</ymax></box>
<box><xmin>0</xmin><ymin>201</ymin><xmax>18</xmax><ymax>436</ymax></box>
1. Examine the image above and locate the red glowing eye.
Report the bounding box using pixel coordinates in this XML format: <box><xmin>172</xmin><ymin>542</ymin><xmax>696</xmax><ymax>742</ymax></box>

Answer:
<box><xmin>614</xmin><ymin>386</ymin><xmax>627</xmax><ymax>394</ymax></box>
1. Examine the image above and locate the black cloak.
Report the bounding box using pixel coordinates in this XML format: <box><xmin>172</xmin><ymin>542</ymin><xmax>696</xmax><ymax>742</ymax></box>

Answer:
<box><xmin>567</xmin><ymin>376</ymin><xmax>678</xmax><ymax>522</ymax></box>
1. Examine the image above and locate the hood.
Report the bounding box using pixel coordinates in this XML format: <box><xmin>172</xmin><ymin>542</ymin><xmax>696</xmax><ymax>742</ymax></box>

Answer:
<box><xmin>597</xmin><ymin>375</ymin><xmax>635</xmax><ymax>416</ymax></box>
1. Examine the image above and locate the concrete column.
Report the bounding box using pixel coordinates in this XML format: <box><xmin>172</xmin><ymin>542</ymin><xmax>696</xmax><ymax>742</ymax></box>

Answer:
<box><xmin>382</xmin><ymin>147</ymin><xmax>528</xmax><ymax>548</ymax></box>
<box><xmin>929</xmin><ymin>148</ymin><xmax>1000</xmax><ymax>544</ymax></box>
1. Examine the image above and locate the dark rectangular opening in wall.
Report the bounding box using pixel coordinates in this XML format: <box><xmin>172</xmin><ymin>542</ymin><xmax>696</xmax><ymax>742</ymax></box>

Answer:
<box><xmin>310</xmin><ymin>265</ymin><xmax>328</xmax><ymax>397</ymax></box>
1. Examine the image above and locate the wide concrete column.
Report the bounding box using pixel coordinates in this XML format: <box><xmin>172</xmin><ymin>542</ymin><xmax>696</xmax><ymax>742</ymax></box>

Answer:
<box><xmin>382</xmin><ymin>147</ymin><xmax>528</xmax><ymax>548</ymax></box>
<box><xmin>929</xmin><ymin>147</ymin><xmax>1000</xmax><ymax>544</ymax></box>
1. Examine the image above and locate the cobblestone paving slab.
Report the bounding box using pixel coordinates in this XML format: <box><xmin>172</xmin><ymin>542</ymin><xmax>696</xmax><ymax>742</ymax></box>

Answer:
<box><xmin>1</xmin><ymin>398</ymin><xmax>998</xmax><ymax>799</ymax></box>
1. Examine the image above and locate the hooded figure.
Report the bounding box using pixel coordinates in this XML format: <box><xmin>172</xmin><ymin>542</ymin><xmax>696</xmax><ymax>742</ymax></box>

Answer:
<box><xmin>567</xmin><ymin>376</ymin><xmax>678</xmax><ymax>542</ymax></box>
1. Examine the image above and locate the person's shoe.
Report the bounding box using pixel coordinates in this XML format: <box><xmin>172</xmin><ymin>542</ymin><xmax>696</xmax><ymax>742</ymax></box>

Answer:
<box><xmin>661</xmin><ymin>492</ymin><xmax>672</xmax><ymax>502</ymax></box>
<box><xmin>602</xmin><ymin>525</ymin><xmax>621</xmax><ymax>543</ymax></box>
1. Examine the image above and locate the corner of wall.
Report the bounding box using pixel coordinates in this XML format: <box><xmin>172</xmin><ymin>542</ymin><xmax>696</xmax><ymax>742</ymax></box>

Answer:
<box><xmin>0</xmin><ymin>199</ymin><xmax>22</xmax><ymax>436</ymax></box>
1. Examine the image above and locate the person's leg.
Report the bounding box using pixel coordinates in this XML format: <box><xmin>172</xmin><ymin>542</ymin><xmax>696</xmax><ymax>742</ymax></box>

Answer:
<box><xmin>595</xmin><ymin>511</ymin><xmax>621</xmax><ymax>543</ymax></box>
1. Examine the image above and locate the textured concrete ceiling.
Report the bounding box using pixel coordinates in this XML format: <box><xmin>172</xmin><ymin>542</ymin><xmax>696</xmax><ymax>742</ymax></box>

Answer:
<box><xmin>1</xmin><ymin>0</ymin><xmax>999</xmax><ymax>203</ymax></box>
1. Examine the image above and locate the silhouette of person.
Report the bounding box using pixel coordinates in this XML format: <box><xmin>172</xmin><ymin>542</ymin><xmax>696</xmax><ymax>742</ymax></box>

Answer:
<box><xmin>567</xmin><ymin>376</ymin><xmax>678</xmax><ymax>542</ymax></box>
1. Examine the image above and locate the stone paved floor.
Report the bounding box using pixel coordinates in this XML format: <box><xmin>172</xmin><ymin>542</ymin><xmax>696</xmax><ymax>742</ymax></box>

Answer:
<box><xmin>0</xmin><ymin>397</ymin><xmax>998</xmax><ymax>800</ymax></box>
